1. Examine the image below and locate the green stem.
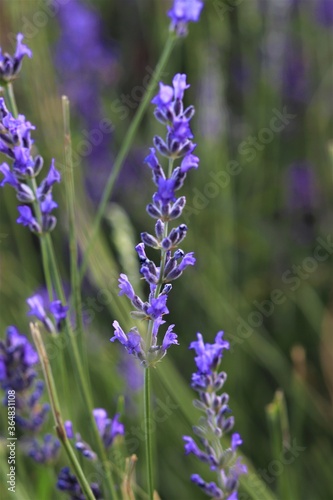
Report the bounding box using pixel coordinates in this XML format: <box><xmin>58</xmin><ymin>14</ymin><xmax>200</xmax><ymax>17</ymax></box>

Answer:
<box><xmin>45</xmin><ymin>234</ymin><xmax>119</xmax><ymax>500</ymax></box>
<box><xmin>30</xmin><ymin>323</ymin><xmax>95</xmax><ymax>500</ymax></box>
<box><xmin>4</xmin><ymin>83</ymin><xmax>18</xmax><ymax>116</ymax></box>
<box><xmin>62</xmin><ymin>96</ymin><xmax>88</xmax><ymax>365</ymax></box>
<box><xmin>5</xmin><ymin>81</ymin><xmax>117</xmax><ymax>498</ymax></box>
<box><xmin>78</xmin><ymin>34</ymin><xmax>176</xmax><ymax>283</ymax></box>
<box><xmin>144</xmin><ymin>367</ymin><xmax>154</xmax><ymax>500</ymax></box>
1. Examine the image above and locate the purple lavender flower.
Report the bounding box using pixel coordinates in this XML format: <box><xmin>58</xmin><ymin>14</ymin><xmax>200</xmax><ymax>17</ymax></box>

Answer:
<box><xmin>65</xmin><ymin>408</ymin><xmax>124</xmax><ymax>461</ymax></box>
<box><xmin>316</xmin><ymin>0</ymin><xmax>333</xmax><ymax>27</ymax></box>
<box><xmin>284</xmin><ymin>161</ymin><xmax>319</xmax><ymax>243</ymax></box>
<box><xmin>27</xmin><ymin>294</ymin><xmax>68</xmax><ymax>334</ymax></box>
<box><xmin>54</xmin><ymin>0</ymin><xmax>116</xmax><ymax>122</ymax></box>
<box><xmin>117</xmin><ymin>354</ymin><xmax>144</xmax><ymax>393</ymax></box>
<box><xmin>53</xmin><ymin>0</ymin><xmax>120</xmax><ymax>203</ymax></box>
<box><xmin>0</xmin><ymin>99</ymin><xmax>61</xmax><ymax>234</ymax></box>
<box><xmin>111</xmin><ymin>73</ymin><xmax>198</xmax><ymax>367</ymax></box>
<box><xmin>0</xmin><ymin>326</ymin><xmax>50</xmax><ymax>432</ymax></box>
<box><xmin>0</xmin><ymin>326</ymin><xmax>38</xmax><ymax>392</ymax></box>
<box><xmin>111</xmin><ymin>321</ymin><xmax>144</xmax><ymax>358</ymax></box>
<box><xmin>183</xmin><ymin>332</ymin><xmax>247</xmax><ymax>499</ymax></box>
<box><xmin>282</xmin><ymin>43</ymin><xmax>308</xmax><ymax>103</ymax></box>
<box><xmin>168</xmin><ymin>0</ymin><xmax>204</xmax><ymax>36</ymax></box>
<box><xmin>93</xmin><ymin>408</ymin><xmax>125</xmax><ymax>448</ymax></box>
<box><xmin>57</xmin><ymin>467</ymin><xmax>102</xmax><ymax>500</ymax></box>
<box><xmin>0</xmin><ymin>33</ymin><xmax>32</xmax><ymax>84</ymax></box>
<box><xmin>28</xmin><ymin>434</ymin><xmax>60</xmax><ymax>464</ymax></box>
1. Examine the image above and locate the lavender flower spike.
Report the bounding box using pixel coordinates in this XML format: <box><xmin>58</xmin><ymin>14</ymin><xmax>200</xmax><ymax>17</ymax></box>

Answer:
<box><xmin>27</xmin><ymin>294</ymin><xmax>68</xmax><ymax>334</ymax></box>
<box><xmin>57</xmin><ymin>467</ymin><xmax>102</xmax><ymax>500</ymax></box>
<box><xmin>111</xmin><ymin>73</ymin><xmax>198</xmax><ymax>367</ymax></box>
<box><xmin>168</xmin><ymin>0</ymin><xmax>204</xmax><ymax>37</ymax></box>
<box><xmin>183</xmin><ymin>332</ymin><xmax>247</xmax><ymax>499</ymax></box>
<box><xmin>0</xmin><ymin>98</ymin><xmax>61</xmax><ymax>234</ymax></box>
<box><xmin>0</xmin><ymin>33</ymin><xmax>32</xmax><ymax>84</ymax></box>
<box><xmin>64</xmin><ymin>407</ymin><xmax>124</xmax><ymax>461</ymax></box>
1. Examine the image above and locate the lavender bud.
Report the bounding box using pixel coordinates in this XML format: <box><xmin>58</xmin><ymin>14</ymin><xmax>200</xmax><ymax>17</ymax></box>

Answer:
<box><xmin>220</xmin><ymin>393</ymin><xmax>229</xmax><ymax>405</ymax></box>
<box><xmin>163</xmin><ymin>256</ymin><xmax>177</xmax><ymax>277</ymax></box>
<box><xmin>155</xmin><ymin>219</ymin><xmax>164</xmax><ymax>239</ymax></box>
<box><xmin>154</xmin><ymin>108</ymin><xmax>168</xmax><ymax>125</ymax></box>
<box><xmin>184</xmin><ymin>105</ymin><xmax>195</xmax><ymax>120</ymax></box>
<box><xmin>153</xmin><ymin>136</ymin><xmax>169</xmax><ymax>157</ymax></box>
<box><xmin>147</xmin><ymin>203</ymin><xmax>161</xmax><ymax>219</ymax></box>
<box><xmin>169</xmin><ymin>138</ymin><xmax>180</xmax><ymax>154</ymax></box>
<box><xmin>193</xmin><ymin>399</ymin><xmax>207</xmax><ymax>411</ymax></box>
<box><xmin>132</xmin><ymin>295</ymin><xmax>144</xmax><ymax>310</ymax></box>
<box><xmin>42</xmin><ymin>215</ymin><xmax>57</xmax><ymax>233</ymax></box>
<box><xmin>169</xmin><ymin>196</ymin><xmax>186</xmax><ymax>219</ymax></box>
<box><xmin>213</xmin><ymin>395</ymin><xmax>222</xmax><ymax>410</ymax></box>
<box><xmin>193</xmin><ymin>425</ymin><xmax>206</xmax><ymax>439</ymax></box>
<box><xmin>174</xmin><ymin>249</ymin><xmax>184</xmax><ymax>259</ymax></box>
<box><xmin>165</xmin><ymin>108</ymin><xmax>174</xmax><ymax>122</ymax></box>
<box><xmin>222</xmin><ymin>416</ymin><xmax>235</xmax><ymax>433</ymax></box>
<box><xmin>17</xmin><ymin>184</ymin><xmax>35</xmax><ymax>202</ymax></box>
<box><xmin>173</xmin><ymin>98</ymin><xmax>183</xmax><ymax>116</ymax></box>
<box><xmin>64</xmin><ymin>421</ymin><xmax>74</xmax><ymax>439</ymax></box>
<box><xmin>33</xmin><ymin>155</ymin><xmax>44</xmax><ymax>176</ymax></box>
<box><xmin>161</xmin><ymin>202</ymin><xmax>170</xmax><ymax>217</ymax></box>
<box><xmin>178</xmin><ymin>140</ymin><xmax>195</xmax><ymax>157</ymax></box>
<box><xmin>161</xmin><ymin>284</ymin><xmax>172</xmax><ymax>294</ymax></box>
<box><xmin>161</xmin><ymin>237</ymin><xmax>172</xmax><ymax>250</ymax></box>
<box><xmin>141</xmin><ymin>232</ymin><xmax>159</xmax><ymax>248</ymax></box>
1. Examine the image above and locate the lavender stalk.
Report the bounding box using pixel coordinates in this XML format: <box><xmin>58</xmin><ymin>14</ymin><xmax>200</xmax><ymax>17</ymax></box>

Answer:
<box><xmin>79</xmin><ymin>0</ymin><xmax>204</xmax><ymax>284</ymax></box>
<box><xmin>183</xmin><ymin>332</ymin><xmax>247</xmax><ymax>499</ymax></box>
<box><xmin>0</xmin><ymin>35</ymin><xmax>118</xmax><ymax>498</ymax></box>
<box><xmin>30</xmin><ymin>323</ymin><xmax>96</xmax><ymax>500</ymax></box>
<box><xmin>111</xmin><ymin>69</ymin><xmax>201</xmax><ymax>497</ymax></box>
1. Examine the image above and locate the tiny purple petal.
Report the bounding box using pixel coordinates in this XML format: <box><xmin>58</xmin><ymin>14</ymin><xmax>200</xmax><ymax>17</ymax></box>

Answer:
<box><xmin>162</xmin><ymin>324</ymin><xmax>179</xmax><ymax>350</ymax></box>
<box><xmin>15</xmin><ymin>33</ymin><xmax>33</xmax><ymax>60</ymax></box>
<box><xmin>118</xmin><ymin>274</ymin><xmax>135</xmax><ymax>300</ymax></box>
<box><xmin>180</xmin><ymin>154</ymin><xmax>199</xmax><ymax>172</ymax></box>
<box><xmin>231</xmin><ymin>432</ymin><xmax>242</xmax><ymax>451</ymax></box>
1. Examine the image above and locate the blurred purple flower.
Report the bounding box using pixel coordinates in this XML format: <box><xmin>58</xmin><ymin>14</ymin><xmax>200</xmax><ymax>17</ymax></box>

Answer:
<box><xmin>286</xmin><ymin>162</ymin><xmax>318</xmax><ymax>212</ymax></box>
<box><xmin>316</xmin><ymin>0</ymin><xmax>333</xmax><ymax>27</ymax></box>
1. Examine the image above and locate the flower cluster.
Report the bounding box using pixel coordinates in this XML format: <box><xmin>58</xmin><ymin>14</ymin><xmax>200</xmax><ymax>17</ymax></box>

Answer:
<box><xmin>183</xmin><ymin>332</ymin><xmax>247</xmax><ymax>499</ymax></box>
<box><xmin>57</xmin><ymin>408</ymin><xmax>124</xmax><ymax>498</ymax></box>
<box><xmin>111</xmin><ymin>74</ymin><xmax>198</xmax><ymax>366</ymax></box>
<box><xmin>64</xmin><ymin>408</ymin><xmax>124</xmax><ymax>460</ymax></box>
<box><xmin>57</xmin><ymin>467</ymin><xmax>102</xmax><ymax>500</ymax></box>
<box><xmin>0</xmin><ymin>33</ymin><xmax>32</xmax><ymax>84</ymax></box>
<box><xmin>27</xmin><ymin>294</ymin><xmax>68</xmax><ymax>334</ymax></box>
<box><xmin>168</xmin><ymin>0</ymin><xmax>204</xmax><ymax>36</ymax></box>
<box><xmin>0</xmin><ymin>326</ymin><xmax>60</xmax><ymax>461</ymax></box>
<box><xmin>0</xmin><ymin>97</ymin><xmax>61</xmax><ymax>234</ymax></box>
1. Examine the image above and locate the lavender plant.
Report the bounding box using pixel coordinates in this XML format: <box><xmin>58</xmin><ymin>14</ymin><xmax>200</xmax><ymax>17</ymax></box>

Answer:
<box><xmin>183</xmin><ymin>332</ymin><xmax>247</xmax><ymax>499</ymax></box>
<box><xmin>0</xmin><ymin>3</ymin><xmax>251</xmax><ymax>499</ymax></box>
<box><xmin>0</xmin><ymin>33</ymin><xmax>32</xmax><ymax>84</ymax></box>
<box><xmin>110</xmin><ymin>73</ymin><xmax>198</xmax><ymax>363</ymax></box>
<box><xmin>0</xmin><ymin>97</ymin><xmax>61</xmax><ymax>236</ymax></box>
<box><xmin>0</xmin><ymin>35</ymin><xmax>115</xmax><ymax>499</ymax></box>
<box><xmin>0</xmin><ymin>324</ymin><xmax>61</xmax><ymax>479</ymax></box>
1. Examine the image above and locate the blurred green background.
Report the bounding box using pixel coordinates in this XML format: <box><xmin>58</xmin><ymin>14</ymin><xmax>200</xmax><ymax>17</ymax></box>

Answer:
<box><xmin>1</xmin><ymin>0</ymin><xmax>333</xmax><ymax>499</ymax></box>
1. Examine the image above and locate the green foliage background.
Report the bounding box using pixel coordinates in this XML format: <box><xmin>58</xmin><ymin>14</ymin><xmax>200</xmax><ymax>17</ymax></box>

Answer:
<box><xmin>0</xmin><ymin>1</ymin><xmax>333</xmax><ymax>499</ymax></box>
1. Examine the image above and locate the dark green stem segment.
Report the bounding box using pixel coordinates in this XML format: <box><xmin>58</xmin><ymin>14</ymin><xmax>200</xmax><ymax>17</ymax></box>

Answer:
<box><xmin>3</xmin><ymin>83</ymin><xmax>18</xmax><ymax>116</ymax></box>
<box><xmin>78</xmin><ymin>34</ymin><xmax>176</xmax><ymax>283</ymax></box>
<box><xmin>62</xmin><ymin>96</ymin><xmax>88</xmax><ymax>364</ymax></box>
<box><xmin>144</xmin><ymin>367</ymin><xmax>154</xmax><ymax>500</ymax></box>
<box><xmin>30</xmin><ymin>323</ymin><xmax>96</xmax><ymax>500</ymax></box>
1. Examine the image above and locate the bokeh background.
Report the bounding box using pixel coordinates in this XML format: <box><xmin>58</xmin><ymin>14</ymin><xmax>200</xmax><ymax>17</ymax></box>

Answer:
<box><xmin>1</xmin><ymin>0</ymin><xmax>333</xmax><ymax>499</ymax></box>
